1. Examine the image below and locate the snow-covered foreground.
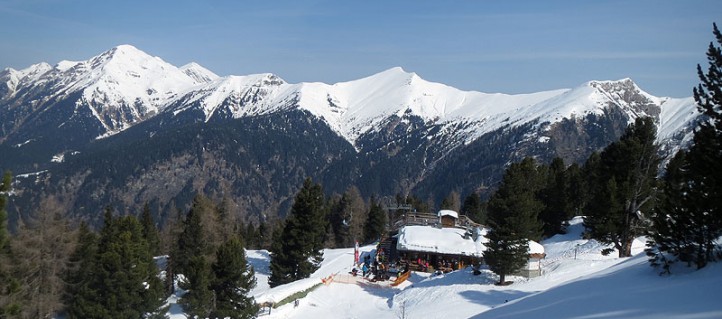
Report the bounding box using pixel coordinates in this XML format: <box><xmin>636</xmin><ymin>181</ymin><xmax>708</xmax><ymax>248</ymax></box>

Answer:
<box><xmin>167</xmin><ymin>217</ymin><xmax>722</xmax><ymax>318</ymax></box>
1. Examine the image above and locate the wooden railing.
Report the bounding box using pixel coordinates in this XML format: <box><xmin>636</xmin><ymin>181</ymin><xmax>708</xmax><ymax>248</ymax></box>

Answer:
<box><xmin>390</xmin><ymin>211</ymin><xmax>481</xmax><ymax>231</ymax></box>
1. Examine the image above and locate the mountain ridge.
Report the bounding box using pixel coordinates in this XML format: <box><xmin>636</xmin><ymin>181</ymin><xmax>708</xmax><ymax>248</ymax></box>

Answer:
<box><xmin>0</xmin><ymin>44</ymin><xmax>704</xmax><ymax>224</ymax></box>
<box><xmin>1</xmin><ymin>44</ymin><xmax>698</xmax><ymax>150</ymax></box>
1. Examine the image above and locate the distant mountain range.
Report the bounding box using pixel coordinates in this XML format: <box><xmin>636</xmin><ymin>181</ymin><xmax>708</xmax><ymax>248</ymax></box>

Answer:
<box><xmin>0</xmin><ymin>45</ymin><xmax>702</xmax><ymax>225</ymax></box>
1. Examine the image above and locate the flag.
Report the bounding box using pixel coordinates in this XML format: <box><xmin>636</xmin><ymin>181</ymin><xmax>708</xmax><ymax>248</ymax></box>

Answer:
<box><xmin>354</xmin><ymin>240</ymin><xmax>359</xmax><ymax>264</ymax></box>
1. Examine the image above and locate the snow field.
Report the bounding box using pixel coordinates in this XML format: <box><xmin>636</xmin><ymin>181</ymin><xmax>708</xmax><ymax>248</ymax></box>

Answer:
<box><xmin>207</xmin><ymin>217</ymin><xmax>721</xmax><ymax>319</ymax></box>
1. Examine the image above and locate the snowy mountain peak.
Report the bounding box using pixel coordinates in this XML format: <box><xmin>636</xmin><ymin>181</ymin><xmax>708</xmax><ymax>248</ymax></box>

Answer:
<box><xmin>180</xmin><ymin>62</ymin><xmax>219</xmax><ymax>84</ymax></box>
<box><xmin>354</xmin><ymin>66</ymin><xmax>420</xmax><ymax>86</ymax></box>
<box><xmin>588</xmin><ymin>78</ymin><xmax>649</xmax><ymax>98</ymax></box>
<box><xmin>167</xmin><ymin>72</ymin><xmax>289</xmax><ymax>122</ymax></box>
<box><xmin>1</xmin><ymin>62</ymin><xmax>53</xmax><ymax>98</ymax></box>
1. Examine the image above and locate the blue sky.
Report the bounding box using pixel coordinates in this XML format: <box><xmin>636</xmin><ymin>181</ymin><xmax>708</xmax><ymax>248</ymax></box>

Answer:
<box><xmin>1</xmin><ymin>0</ymin><xmax>719</xmax><ymax>97</ymax></box>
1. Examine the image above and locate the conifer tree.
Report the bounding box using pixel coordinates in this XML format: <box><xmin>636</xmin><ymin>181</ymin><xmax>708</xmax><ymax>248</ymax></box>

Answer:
<box><xmin>363</xmin><ymin>198</ymin><xmax>387</xmax><ymax>244</ymax></box>
<box><xmin>648</xmin><ymin>23</ymin><xmax>722</xmax><ymax>270</ymax></box>
<box><xmin>64</xmin><ymin>222</ymin><xmax>98</xmax><ymax>318</ymax></box>
<box><xmin>646</xmin><ymin>151</ymin><xmax>688</xmax><ymax>273</ymax></box>
<box><xmin>141</xmin><ymin>202</ymin><xmax>161</xmax><ymax>256</ymax></box>
<box><xmin>268</xmin><ymin>178</ymin><xmax>327</xmax><ymax>287</ymax></box>
<box><xmin>484</xmin><ymin>224</ymin><xmax>529</xmax><ymax>285</ymax></box>
<box><xmin>461</xmin><ymin>193</ymin><xmax>485</xmax><ymax>225</ymax></box>
<box><xmin>484</xmin><ymin>157</ymin><xmax>543</xmax><ymax>284</ymax></box>
<box><xmin>329</xmin><ymin>186</ymin><xmax>367</xmax><ymax>248</ymax></box>
<box><xmin>180</xmin><ymin>255</ymin><xmax>214</xmax><ymax>319</ymax></box>
<box><xmin>584</xmin><ymin>117</ymin><xmax>660</xmax><ymax>257</ymax></box>
<box><xmin>539</xmin><ymin>157</ymin><xmax>570</xmax><ymax>237</ymax></box>
<box><xmin>210</xmin><ymin>237</ymin><xmax>258</xmax><ymax>319</ymax></box>
<box><xmin>172</xmin><ymin>195</ymin><xmax>211</xmax><ymax>277</ymax></box>
<box><xmin>486</xmin><ymin>157</ymin><xmax>544</xmax><ymax>242</ymax></box>
<box><xmin>68</xmin><ymin>212</ymin><xmax>164</xmax><ymax>319</ymax></box>
<box><xmin>687</xmin><ymin>22</ymin><xmax>722</xmax><ymax>267</ymax></box>
<box><xmin>564</xmin><ymin>163</ymin><xmax>587</xmax><ymax>218</ymax></box>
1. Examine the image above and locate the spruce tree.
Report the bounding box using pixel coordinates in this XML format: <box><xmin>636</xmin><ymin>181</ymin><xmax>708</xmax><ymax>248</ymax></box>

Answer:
<box><xmin>461</xmin><ymin>193</ymin><xmax>485</xmax><ymax>225</ymax></box>
<box><xmin>69</xmin><ymin>213</ymin><xmax>164</xmax><ymax>319</ymax></box>
<box><xmin>172</xmin><ymin>195</ymin><xmax>211</xmax><ymax>277</ymax></box>
<box><xmin>210</xmin><ymin>237</ymin><xmax>258</xmax><ymax>319</ymax></box>
<box><xmin>564</xmin><ymin>163</ymin><xmax>587</xmax><ymax>218</ymax></box>
<box><xmin>180</xmin><ymin>255</ymin><xmax>214</xmax><ymax>319</ymax></box>
<box><xmin>484</xmin><ymin>157</ymin><xmax>543</xmax><ymax>284</ymax></box>
<box><xmin>484</xmin><ymin>224</ymin><xmax>529</xmax><ymax>285</ymax></box>
<box><xmin>141</xmin><ymin>202</ymin><xmax>161</xmax><ymax>256</ymax></box>
<box><xmin>646</xmin><ymin>151</ymin><xmax>689</xmax><ymax>273</ymax></box>
<box><xmin>486</xmin><ymin>157</ymin><xmax>544</xmax><ymax>242</ymax></box>
<box><xmin>329</xmin><ymin>186</ymin><xmax>367</xmax><ymax>248</ymax></box>
<box><xmin>64</xmin><ymin>222</ymin><xmax>98</xmax><ymax>319</ymax></box>
<box><xmin>539</xmin><ymin>157</ymin><xmax>570</xmax><ymax>237</ymax></box>
<box><xmin>363</xmin><ymin>198</ymin><xmax>387</xmax><ymax>244</ymax></box>
<box><xmin>584</xmin><ymin>117</ymin><xmax>660</xmax><ymax>257</ymax></box>
<box><xmin>648</xmin><ymin>23</ymin><xmax>722</xmax><ymax>270</ymax></box>
<box><xmin>268</xmin><ymin>178</ymin><xmax>327</xmax><ymax>287</ymax></box>
<box><xmin>688</xmin><ymin>22</ymin><xmax>722</xmax><ymax>267</ymax></box>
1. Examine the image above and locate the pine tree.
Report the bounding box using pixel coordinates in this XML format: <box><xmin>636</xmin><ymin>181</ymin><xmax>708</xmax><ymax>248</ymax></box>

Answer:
<box><xmin>646</xmin><ymin>151</ymin><xmax>689</xmax><ymax>273</ymax></box>
<box><xmin>172</xmin><ymin>195</ymin><xmax>211</xmax><ymax>277</ymax></box>
<box><xmin>68</xmin><ymin>212</ymin><xmax>164</xmax><ymax>319</ymax></box>
<box><xmin>180</xmin><ymin>255</ymin><xmax>214</xmax><ymax>319</ymax></box>
<box><xmin>141</xmin><ymin>202</ymin><xmax>161</xmax><ymax>256</ymax></box>
<box><xmin>688</xmin><ymin>22</ymin><xmax>722</xmax><ymax>267</ymax></box>
<box><xmin>484</xmin><ymin>157</ymin><xmax>543</xmax><ymax>284</ymax></box>
<box><xmin>539</xmin><ymin>157</ymin><xmax>570</xmax><ymax>237</ymax></box>
<box><xmin>329</xmin><ymin>186</ymin><xmax>367</xmax><ymax>248</ymax></box>
<box><xmin>64</xmin><ymin>222</ymin><xmax>98</xmax><ymax>319</ymax></box>
<box><xmin>216</xmin><ymin>196</ymin><xmax>238</xmax><ymax>240</ymax></box>
<box><xmin>461</xmin><ymin>193</ymin><xmax>485</xmax><ymax>225</ymax></box>
<box><xmin>564</xmin><ymin>163</ymin><xmax>587</xmax><ymax>218</ymax></box>
<box><xmin>584</xmin><ymin>117</ymin><xmax>660</xmax><ymax>257</ymax></box>
<box><xmin>483</xmin><ymin>224</ymin><xmax>529</xmax><ymax>285</ymax></box>
<box><xmin>268</xmin><ymin>178</ymin><xmax>327</xmax><ymax>287</ymax></box>
<box><xmin>363</xmin><ymin>198</ymin><xmax>387</xmax><ymax>244</ymax></box>
<box><xmin>461</xmin><ymin>193</ymin><xmax>486</xmax><ymax>225</ymax></box>
<box><xmin>648</xmin><ymin>23</ymin><xmax>722</xmax><ymax>270</ymax></box>
<box><xmin>210</xmin><ymin>237</ymin><xmax>258</xmax><ymax>319</ymax></box>
<box><xmin>486</xmin><ymin>157</ymin><xmax>544</xmax><ymax>242</ymax></box>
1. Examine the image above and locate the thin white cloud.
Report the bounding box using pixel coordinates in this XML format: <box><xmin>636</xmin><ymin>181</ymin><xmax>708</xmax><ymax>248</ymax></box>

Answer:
<box><xmin>439</xmin><ymin>51</ymin><xmax>698</xmax><ymax>63</ymax></box>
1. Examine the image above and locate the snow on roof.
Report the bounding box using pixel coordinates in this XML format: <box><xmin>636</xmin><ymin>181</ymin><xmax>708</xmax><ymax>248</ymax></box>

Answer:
<box><xmin>528</xmin><ymin>239</ymin><xmax>545</xmax><ymax>255</ymax></box>
<box><xmin>396</xmin><ymin>225</ymin><xmax>486</xmax><ymax>257</ymax></box>
<box><xmin>437</xmin><ymin>209</ymin><xmax>459</xmax><ymax>219</ymax></box>
<box><xmin>396</xmin><ymin>225</ymin><xmax>544</xmax><ymax>257</ymax></box>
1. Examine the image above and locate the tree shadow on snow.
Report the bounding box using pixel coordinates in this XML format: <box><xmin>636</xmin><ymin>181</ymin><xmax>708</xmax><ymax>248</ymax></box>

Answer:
<box><xmin>458</xmin><ymin>289</ymin><xmax>535</xmax><ymax>310</ymax></box>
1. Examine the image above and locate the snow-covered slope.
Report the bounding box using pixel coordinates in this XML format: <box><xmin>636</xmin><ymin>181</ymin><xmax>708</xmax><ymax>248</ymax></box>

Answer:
<box><xmin>166</xmin><ymin>65</ymin><xmax>699</xmax><ymax>150</ymax></box>
<box><xmin>1</xmin><ymin>44</ymin><xmax>701</xmax><ymax>152</ymax></box>
<box><xmin>1</xmin><ymin>45</ymin><xmax>204</xmax><ymax>138</ymax></box>
<box><xmin>203</xmin><ymin>218</ymin><xmax>720</xmax><ymax>319</ymax></box>
<box><xmin>180</xmin><ymin>62</ymin><xmax>219</xmax><ymax>84</ymax></box>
